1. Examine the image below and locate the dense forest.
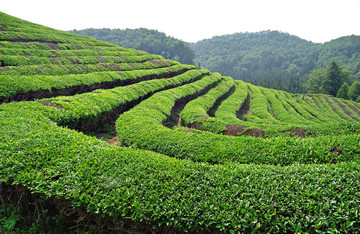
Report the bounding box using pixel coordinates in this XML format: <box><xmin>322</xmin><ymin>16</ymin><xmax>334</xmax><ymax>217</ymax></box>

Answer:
<box><xmin>192</xmin><ymin>31</ymin><xmax>360</xmax><ymax>93</ymax></box>
<box><xmin>69</xmin><ymin>28</ymin><xmax>195</xmax><ymax>65</ymax></box>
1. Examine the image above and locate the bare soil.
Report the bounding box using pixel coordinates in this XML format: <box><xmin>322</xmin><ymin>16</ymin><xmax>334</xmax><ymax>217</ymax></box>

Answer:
<box><xmin>283</xmin><ymin>128</ymin><xmax>307</xmax><ymax>137</ymax></box>
<box><xmin>330</xmin><ymin>146</ymin><xmax>342</xmax><ymax>155</ymax></box>
<box><xmin>221</xmin><ymin>124</ymin><xmax>246</xmax><ymax>136</ymax></box>
<box><xmin>97</xmin><ymin>56</ymin><xmax>106</xmax><ymax>63</ymax></box>
<box><xmin>221</xmin><ymin>124</ymin><xmax>264</xmax><ymax>138</ymax></box>
<box><xmin>107</xmin><ymin>136</ymin><xmax>121</xmax><ymax>147</ymax></box>
<box><xmin>37</xmin><ymin>100</ymin><xmax>63</xmax><ymax>109</ymax></box>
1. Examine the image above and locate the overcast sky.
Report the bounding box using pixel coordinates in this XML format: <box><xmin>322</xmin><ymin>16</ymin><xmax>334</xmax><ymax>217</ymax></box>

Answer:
<box><xmin>2</xmin><ymin>0</ymin><xmax>360</xmax><ymax>43</ymax></box>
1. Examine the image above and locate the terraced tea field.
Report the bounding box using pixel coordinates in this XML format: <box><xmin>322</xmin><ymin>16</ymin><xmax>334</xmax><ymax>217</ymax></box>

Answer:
<box><xmin>1</xmin><ymin>12</ymin><xmax>359</xmax><ymax>233</ymax></box>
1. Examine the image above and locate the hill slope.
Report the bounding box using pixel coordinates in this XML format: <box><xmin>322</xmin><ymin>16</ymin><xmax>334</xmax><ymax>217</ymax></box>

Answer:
<box><xmin>1</xmin><ymin>12</ymin><xmax>360</xmax><ymax>233</ymax></box>
<box><xmin>192</xmin><ymin>31</ymin><xmax>360</xmax><ymax>92</ymax></box>
<box><xmin>69</xmin><ymin>28</ymin><xmax>195</xmax><ymax>65</ymax></box>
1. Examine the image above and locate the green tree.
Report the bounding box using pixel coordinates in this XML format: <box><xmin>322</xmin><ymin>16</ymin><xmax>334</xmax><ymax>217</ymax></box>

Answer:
<box><xmin>304</xmin><ymin>61</ymin><xmax>351</xmax><ymax>95</ymax></box>
<box><xmin>304</xmin><ymin>68</ymin><xmax>327</xmax><ymax>93</ymax></box>
<box><xmin>323</xmin><ymin>61</ymin><xmax>351</xmax><ymax>96</ymax></box>
<box><xmin>348</xmin><ymin>81</ymin><xmax>360</xmax><ymax>100</ymax></box>
<box><xmin>336</xmin><ymin>82</ymin><xmax>350</xmax><ymax>99</ymax></box>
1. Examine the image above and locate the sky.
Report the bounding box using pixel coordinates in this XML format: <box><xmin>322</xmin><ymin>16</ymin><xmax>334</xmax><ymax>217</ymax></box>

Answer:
<box><xmin>2</xmin><ymin>0</ymin><xmax>360</xmax><ymax>43</ymax></box>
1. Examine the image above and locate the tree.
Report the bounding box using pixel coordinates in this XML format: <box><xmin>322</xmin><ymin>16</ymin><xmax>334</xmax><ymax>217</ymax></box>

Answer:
<box><xmin>304</xmin><ymin>61</ymin><xmax>351</xmax><ymax>95</ymax></box>
<box><xmin>304</xmin><ymin>68</ymin><xmax>327</xmax><ymax>93</ymax></box>
<box><xmin>323</xmin><ymin>61</ymin><xmax>351</xmax><ymax>96</ymax></box>
<box><xmin>348</xmin><ymin>81</ymin><xmax>360</xmax><ymax>100</ymax></box>
<box><xmin>336</xmin><ymin>82</ymin><xmax>350</xmax><ymax>99</ymax></box>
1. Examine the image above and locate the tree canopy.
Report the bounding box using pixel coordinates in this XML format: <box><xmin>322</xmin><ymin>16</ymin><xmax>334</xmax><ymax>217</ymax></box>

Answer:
<box><xmin>191</xmin><ymin>31</ymin><xmax>360</xmax><ymax>93</ymax></box>
<box><xmin>304</xmin><ymin>61</ymin><xmax>351</xmax><ymax>96</ymax></box>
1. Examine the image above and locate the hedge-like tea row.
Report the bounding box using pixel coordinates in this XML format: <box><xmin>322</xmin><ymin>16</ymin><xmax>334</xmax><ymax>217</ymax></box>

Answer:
<box><xmin>212</xmin><ymin>82</ymin><xmax>360</xmax><ymax>136</ymax></box>
<box><xmin>116</xmin><ymin>82</ymin><xmax>360</xmax><ymax>165</ymax></box>
<box><xmin>1</xmin><ymin>103</ymin><xmax>359</xmax><ymax>233</ymax></box>
<box><xmin>179</xmin><ymin>75</ymin><xmax>234</xmax><ymax>133</ymax></box>
<box><xmin>39</xmin><ymin>69</ymin><xmax>209</xmax><ymax>129</ymax></box>
<box><xmin>0</xmin><ymin>47</ymin><xmax>147</xmax><ymax>57</ymax></box>
<box><xmin>0</xmin><ymin>40</ymin><xmax>134</xmax><ymax>52</ymax></box>
<box><xmin>0</xmin><ymin>54</ymin><xmax>165</xmax><ymax>66</ymax></box>
<box><xmin>0</xmin><ymin>64</ymin><xmax>195</xmax><ymax>101</ymax></box>
<box><xmin>335</xmin><ymin>98</ymin><xmax>360</xmax><ymax>121</ymax></box>
<box><xmin>0</xmin><ymin>59</ymin><xmax>178</xmax><ymax>76</ymax></box>
<box><xmin>215</xmin><ymin>80</ymin><xmax>250</xmax><ymax>123</ymax></box>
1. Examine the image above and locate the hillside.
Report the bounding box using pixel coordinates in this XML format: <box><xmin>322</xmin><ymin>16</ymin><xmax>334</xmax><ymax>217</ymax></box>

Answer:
<box><xmin>69</xmin><ymin>28</ymin><xmax>195</xmax><ymax>65</ymax></box>
<box><xmin>1</xmin><ymin>12</ymin><xmax>360</xmax><ymax>233</ymax></box>
<box><xmin>192</xmin><ymin>31</ymin><xmax>360</xmax><ymax>93</ymax></box>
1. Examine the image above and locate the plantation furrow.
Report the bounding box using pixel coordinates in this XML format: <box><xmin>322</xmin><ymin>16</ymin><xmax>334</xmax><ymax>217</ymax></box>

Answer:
<box><xmin>303</xmin><ymin>95</ymin><xmax>320</xmax><ymax>109</ymax></box>
<box><xmin>0</xmin><ymin>31</ymin><xmax>113</xmax><ymax>47</ymax></box>
<box><xmin>333</xmin><ymin>98</ymin><xmax>360</xmax><ymax>121</ymax></box>
<box><xmin>236</xmin><ymin>94</ymin><xmax>250</xmax><ymax>120</ymax></box>
<box><xmin>323</xmin><ymin>96</ymin><xmax>350</xmax><ymax>120</ymax></box>
<box><xmin>312</xmin><ymin>95</ymin><xmax>345</xmax><ymax>121</ymax></box>
<box><xmin>115</xmin><ymin>78</ymin><xmax>360</xmax><ymax>165</ymax></box>
<box><xmin>260</xmin><ymin>88</ymin><xmax>278</xmax><ymax>120</ymax></box>
<box><xmin>246</xmin><ymin>85</ymin><xmax>280</xmax><ymax>124</ymax></box>
<box><xmin>163</xmin><ymin>75</ymin><xmax>225</xmax><ymax>129</ymax></box>
<box><xmin>0</xmin><ymin>47</ymin><xmax>147</xmax><ymax>57</ymax></box>
<box><xmin>0</xmin><ymin>64</ymin><xmax>195</xmax><ymax>103</ymax></box>
<box><xmin>263</xmin><ymin>88</ymin><xmax>310</xmax><ymax>125</ymax></box>
<box><xmin>288</xmin><ymin>94</ymin><xmax>326</xmax><ymax>123</ymax></box>
<box><xmin>38</xmin><ymin>69</ymin><xmax>209</xmax><ymax>132</ymax></box>
<box><xmin>0</xmin><ymin>59</ymin><xmax>178</xmax><ymax>76</ymax></box>
<box><xmin>207</xmin><ymin>80</ymin><xmax>236</xmax><ymax>118</ymax></box>
<box><xmin>278</xmin><ymin>92</ymin><xmax>318</xmax><ymax>122</ymax></box>
<box><xmin>342</xmin><ymin>99</ymin><xmax>360</xmax><ymax>118</ymax></box>
<box><xmin>178</xmin><ymin>75</ymin><xmax>235</xmax><ymax>133</ymax></box>
<box><xmin>0</xmin><ymin>54</ymin><xmax>164</xmax><ymax>67</ymax></box>
<box><xmin>285</xmin><ymin>100</ymin><xmax>320</xmax><ymax>123</ymax></box>
<box><xmin>215</xmin><ymin>80</ymin><xmax>250</xmax><ymax>123</ymax></box>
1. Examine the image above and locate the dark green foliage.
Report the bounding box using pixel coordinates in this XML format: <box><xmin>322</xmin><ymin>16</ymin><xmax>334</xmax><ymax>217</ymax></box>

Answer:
<box><xmin>323</xmin><ymin>61</ymin><xmax>352</xmax><ymax>96</ymax></box>
<box><xmin>305</xmin><ymin>61</ymin><xmax>352</xmax><ymax>95</ymax></box>
<box><xmin>192</xmin><ymin>31</ymin><xmax>360</xmax><ymax>93</ymax></box>
<box><xmin>69</xmin><ymin>28</ymin><xmax>195</xmax><ymax>65</ymax></box>
<box><xmin>337</xmin><ymin>82</ymin><xmax>350</xmax><ymax>99</ymax></box>
<box><xmin>348</xmin><ymin>81</ymin><xmax>360</xmax><ymax>101</ymax></box>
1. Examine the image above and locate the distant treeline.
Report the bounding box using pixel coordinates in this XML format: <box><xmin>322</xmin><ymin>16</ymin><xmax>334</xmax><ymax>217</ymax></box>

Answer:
<box><xmin>191</xmin><ymin>31</ymin><xmax>360</xmax><ymax>93</ymax></box>
<box><xmin>69</xmin><ymin>28</ymin><xmax>195</xmax><ymax>65</ymax></box>
<box><xmin>70</xmin><ymin>29</ymin><xmax>360</xmax><ymax>94</ymax></box>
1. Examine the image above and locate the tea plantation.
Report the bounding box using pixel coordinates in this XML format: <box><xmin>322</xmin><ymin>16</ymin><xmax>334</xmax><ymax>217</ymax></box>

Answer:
<box><xmin>0</xmin><ymin>12</ymin><xmax>359</xmax><ymax>233</ymax></box>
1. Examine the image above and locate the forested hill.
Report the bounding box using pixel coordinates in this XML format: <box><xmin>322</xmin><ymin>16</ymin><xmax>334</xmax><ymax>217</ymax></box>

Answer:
<box><xmin>69</xmin><ymin>28</ymin><xmax>195</xmax><ymax>65</ymax></box>
<box><xmin>191</xmin><ymin>31</ymin><xmax>360</xmax><ymax>93</ymax></box>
